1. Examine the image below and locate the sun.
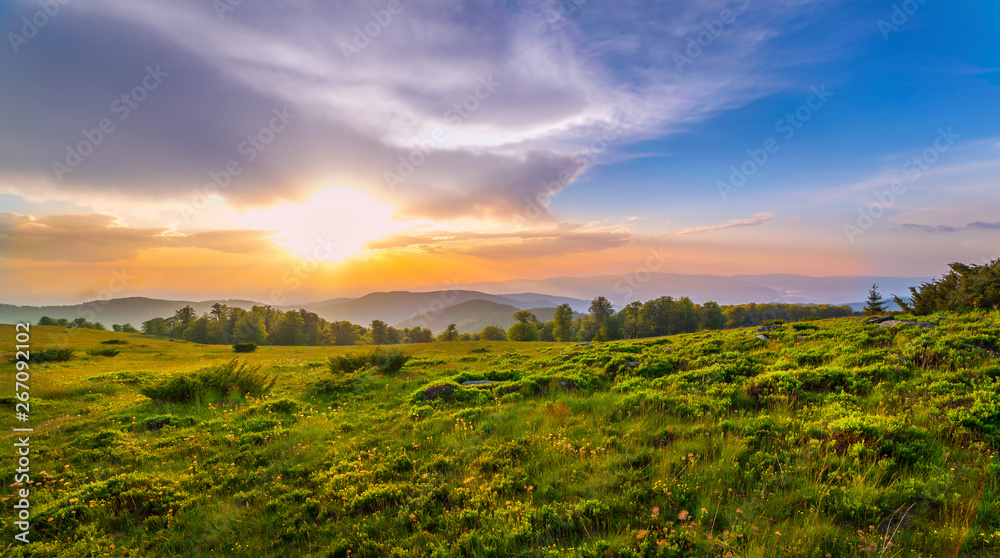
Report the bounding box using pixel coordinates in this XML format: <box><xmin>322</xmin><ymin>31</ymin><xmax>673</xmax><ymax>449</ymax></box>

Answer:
<box><xmin>237</xmin><ymin>186</ymin><xmax>405</xmax><ymax>262</ymax></box>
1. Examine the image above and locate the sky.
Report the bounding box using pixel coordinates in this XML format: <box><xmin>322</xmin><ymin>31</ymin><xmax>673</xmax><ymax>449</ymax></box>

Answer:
<box><xmin>1</xmin><ymin>0</ymin><xmax>998</xmax><ymax>305</ymax></box>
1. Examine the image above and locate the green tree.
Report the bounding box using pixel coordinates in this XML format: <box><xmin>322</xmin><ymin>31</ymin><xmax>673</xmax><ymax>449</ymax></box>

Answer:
<box><xmin>588</xmin><ymin>296</ymin><xmax>614</xmax><ymax>329</ymax></box>
<box><xmin>210</xmin><ymin>303</ymin><xmax>228</xmax><ymax>324</ymax></box>
<box><xmin>38</xmin><ymin>316</ymin><xmax>57</xmax><ymax>326</ymax></box>
<box><xmin>174</xmin><ymin>305</ymin><xmax>196</xmax><ymax>330</ymax></box>
<box><xmin>552</xmin><ymin>303</ymin><xmax>575</xmax><ymax>342</ymax></box>
<box><xmin>508</xmin><ymin>321</ymin><xmax>539</xmax><ymax>341</ymax></box>
<box><xmin>621</xmin><ymin>301</ymin><xmax>642</xmax><ymax>339</ymax></box>
<box><xmin>234</xmin><ymin>311</ymin><xmax>268</xmax><ymax>345</ymax></box>
<box><xmin>865</xmin><ymin>283</ymin><xmax>886</xmax><ymax>315</ymax></box>
<box><xmin>508</xmin><ymin>311</ymin><xmax>539</xmax><ymax>341</ymax></box>
<box><xmin>513</xmin><ymin>310</ymin><xmax>537</xmax><ymax>325</ymax></box>
<box><xmin>442</xmin><ymin>324</ymin><xmax>459</xmax><ymax>341</ymax></box>
<box><xmin>120</xmin><ymin>323</ymin><xmax>139</xmax><ymax>333</ymax></box>
<box><xmin>370</xmin><ymin>320</ymin><xmax>389</xmax><ymax>345</ymax></box>
<box><xmin>700</xmin><ymin>301</ymin><xmax>726</xmax><ymax>330</ymax></box>
<box><xmin>479</xmin><ymin>325</ymin><xmax>507</xmax><ymax>341</ymax></box>
<box><xmin>269</xmin><ymin>311</ymin><xmax>308</xmax><ymax>345</ymax></box>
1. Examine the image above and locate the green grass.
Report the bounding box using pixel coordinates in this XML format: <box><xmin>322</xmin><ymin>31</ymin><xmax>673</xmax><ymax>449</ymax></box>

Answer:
<box><xmin>1</xmin><ymin>313</ymin><xmax>998</xmax><ymax>557</ymax></box>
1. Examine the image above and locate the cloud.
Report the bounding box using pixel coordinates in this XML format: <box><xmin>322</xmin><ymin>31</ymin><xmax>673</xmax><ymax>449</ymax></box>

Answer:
<box><xmin>968</xmin><ymin>221</ymin><xmax>1000</xmax><ymax>230</ymax></box>
<box><xmin>0</xmin><ymin>0</ymin><xmax>852</xmax><ymax>222</ymax></box>
<box><xmin>901</xmin><ymin>223</ymin><xmax>957</xmax><ymax>233</ymax></box>
<box><xmin>677</xmin><ymin>212</ymin><xmax>775</xmax><ymax>236</ymax></box>
<box><xmin>0</xmin><ymin>212</ymin><xmax>280</xmax><ymax>262</ymax></box>
<box><xmin>366</xmin><ymin>224</ymin><xmax>633</xmax><ymax>259</ymax></box>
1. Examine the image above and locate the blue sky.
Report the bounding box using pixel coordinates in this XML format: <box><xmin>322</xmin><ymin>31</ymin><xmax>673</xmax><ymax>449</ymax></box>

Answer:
<box><xmin>0</xmin><ymin>0</ymin><xmax>997</xmax><ymax>303</ymax></box>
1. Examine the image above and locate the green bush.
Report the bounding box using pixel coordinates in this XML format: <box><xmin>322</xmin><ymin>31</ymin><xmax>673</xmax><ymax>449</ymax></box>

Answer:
<box><xmin>233</xmin><ymin>342</ymin><xmax>258</xmax><ymax>353</ymax></box>
<box><xmin>87</xmin><ymin>347</ymin><xmax>121</xmax><ymax>357</ymax></box>
<box><xmin>328</xmin><ymin>348</ymin><xmax>411</xmax><ymax>374</ymax></box>
<box><xmin>139</xmin><ymin>359</ymin><xmax>276</xmax><ymax>403</ymax></box>
<box><xmin>100</xmin><ymin>339</ymin><xmax>128</xmax><ymax>345</ymax></box>
<box><xmin>10</xmin><ymin>348</ymin><xmax>75</xmax><ymax>363</ymax></box>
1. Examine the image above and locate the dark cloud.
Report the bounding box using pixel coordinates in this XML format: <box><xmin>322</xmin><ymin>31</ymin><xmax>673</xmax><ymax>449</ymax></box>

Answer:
<box><xmin>901</xmin><ymin>224</ymin><xmax>958</xmax><ymax>233</ymax></box>
<box><xmin>968</xmin><ymin>221</ymin><xmax>1000</xmax><ymax>230</ymax></box>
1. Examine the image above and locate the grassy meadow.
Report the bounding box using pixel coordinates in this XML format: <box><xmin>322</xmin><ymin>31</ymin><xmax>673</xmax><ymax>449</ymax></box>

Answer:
<box><xmin>2</xmin><ymin>312</ymin><xmax>999</xmax><ymax>557</ymax></box>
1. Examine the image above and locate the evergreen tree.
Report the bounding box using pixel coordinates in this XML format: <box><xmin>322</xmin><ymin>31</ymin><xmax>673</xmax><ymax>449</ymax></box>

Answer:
<box><xmin>864</xmin><ymin>283</ymin><xmax>886</xmax><ymax>315</ymax></box>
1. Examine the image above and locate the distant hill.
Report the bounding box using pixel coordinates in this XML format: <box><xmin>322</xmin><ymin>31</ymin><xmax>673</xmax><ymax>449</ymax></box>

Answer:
<box><xmin>454</xmin><ymin>273</ymin><xmax>931</xmax><ymax>308</ymax></box>
<box><xmin>299</xmin><ymin>290</ymin><xmax>584</xmax><ymax>327</ymax></box>
<box><xmin>395</xmin><ymin>300</ymin><xmax>563</xmax><ymax>334</ymax></box>
<box><xmin>0</xmin><ymin>297</ymin><xmax>261</xmax><ymax>328</ymax></box>
<box><xmin>0</xmin><ymin>291</ymin><xmax>589</xmax><ymax>329</ymax></box>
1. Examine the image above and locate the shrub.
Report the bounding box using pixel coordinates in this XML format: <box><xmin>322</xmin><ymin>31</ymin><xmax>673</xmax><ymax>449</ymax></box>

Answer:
<box><xmin>140</xmin><ymin>359</ymin><xmax>276</xmax><ymax>404</ymax></box>
<box><xmin>87</xmin><ymin>347</ymin><xmax>121</xmax><ymax>357</ymax></box>
<box><xmin>328</xmin><ymin>348</ymin><xmax>411</xmax><ymax>374</ymax></box>
<box><xmin>100</xmin><ymin>339</ymin><xmax>128</xmax><ymax>345</ymax></box>
<box><xmin>233</xmin><ymin>342</ymin><xmax>258</xmax><ymax>353</ymax></box>
<box><xmin>10</xmin><ymin>348</ymin><xmax>75</xmax><ymax>364</ymax></box>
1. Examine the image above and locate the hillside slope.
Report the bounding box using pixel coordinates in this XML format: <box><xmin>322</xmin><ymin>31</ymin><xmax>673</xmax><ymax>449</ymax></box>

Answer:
<box><xmin>2</xmin><ymin>311</ymin><xmax>997</xmax><ymax>557</ymax></box>
<box><xmin>395</xmin><ymin>299</ymin><xmax>559</xmax><ymax>334</ymax></box>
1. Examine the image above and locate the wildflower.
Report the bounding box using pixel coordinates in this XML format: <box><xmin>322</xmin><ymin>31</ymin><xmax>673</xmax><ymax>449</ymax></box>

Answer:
<box><xmin>678</xmin><ymin>510</ymin><xmax>690</xmax><ymax>521</ymax></box>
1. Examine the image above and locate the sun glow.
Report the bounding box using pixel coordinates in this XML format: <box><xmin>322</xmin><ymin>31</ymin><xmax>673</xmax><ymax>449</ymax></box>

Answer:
<box><xmin>237</xmin><ymin>186</ymin><xmax>407</xmax><ymax>262</ymax></box>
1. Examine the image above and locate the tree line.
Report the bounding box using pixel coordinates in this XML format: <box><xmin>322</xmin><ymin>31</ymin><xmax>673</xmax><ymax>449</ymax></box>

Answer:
<box><xmin>895</xmin><ymin>259</ymin><xmax>1000</xmax><ymax>314</ymax></box>
<box><xmin>37</xmin><ymin>316</ymin><xmax>139</xmax><ymax>333</ymax></box>
<box><xmin>116</xmin><ymin>296</ymin><xmax>852</xmax><ymax>346</ymax></box>
<box><xmin>503</xmin><ymin>296</ymin><xmax>851</xmax><ymax>343</ymax></box>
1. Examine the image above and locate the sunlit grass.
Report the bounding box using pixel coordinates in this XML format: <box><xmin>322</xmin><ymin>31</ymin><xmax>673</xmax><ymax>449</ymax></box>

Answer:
<box><xmin>0</xmin><ymin>313</ymin><xmax>998</xmax><ymax>557</ymax></box>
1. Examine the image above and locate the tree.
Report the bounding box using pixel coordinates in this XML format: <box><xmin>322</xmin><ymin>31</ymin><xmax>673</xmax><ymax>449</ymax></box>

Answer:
<box><xmin>621</xmin><ymin>301</ymin><xmax>642</xmax><ymax>339</ymax></box>
<box><xmin>120</xmin><ymin>323</ymin><xmax>139</xmax><ymax>333</ymax></box>
<box><xmin>479</xmin><ymin>325</ymin><xmax>507</xmax><ymax>341</ymax></box>
<box><xmin>513</xmin><ymin>310</ymin><xmax>537</xmax><ymax>325</ymax></box>
<box><xmin>174</xmin><ymin>306</ymin><xmax>196</xmax><ymax>330</ymax></box>
<box><xmin>865</xmin><ymin>283</ymin><xmax>886</xmax><ymax>315</ymax></box>
<box><xmin>210</xmin><ymin>303</ymin><xmax>228</xmax><ymax>324</ymax></box>
<box><xmin>588</xmin><ymin>296</ymin><xmax>614</xmax><ymax>329</ymax></box>
<box><xmin>442</xmin><ymin>324</ymin><xmax>459</xmax><ymax>342</ymax></box>
<box><xmin>234</xmin><ymin>311</ymin><xmax>268</xmax><ymax>345</ymax></box>
<box><xmin>370</xmin><ymin>320</ymin><xmax>389</xmax><ymax>345</ymax></box>
<box><xmin>38</xmin><ymin>316</ymin><xmax>58</xmax><ymax>326</ymax></box>
<box><xmin>269</xmin><ymin>311</ymin><xmax>308</xmax><ymax>345</ymax></box>
<box><xmin>553</xmin><ymin>304</ymin><xmax>575</xmax><ymax>342</ymax></box>
<box><xmin>329</xmin><ymin>321</ymin><xmax>363</xmax><ymax>345</ymax></box>
<box><xmin>508</xmin><ymin>311</ymin><xmax>539</xmax><ymax>341</ymax></box>
<box><xmin>700</xmin><ymin>301</ymin><xmax>726</xmax><ymax>330</ymax></box>
<box><xmin>508</xmin><ymin>321</ymin><xmax>539</xmax><ymax>341</ymax></box>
